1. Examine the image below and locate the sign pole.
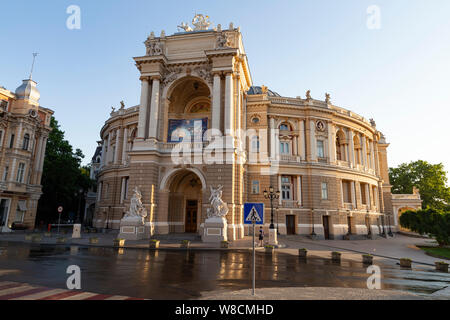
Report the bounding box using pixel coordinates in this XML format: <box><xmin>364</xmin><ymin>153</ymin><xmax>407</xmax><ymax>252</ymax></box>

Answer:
<box><xmin>57</xmin><ymin>206</ymin><xmax>63</xmax><ymax>235</ymax></box>
<box><xmin>57</xmin><ymin>212</ymin><xmax>61</xmax><ymax>235</ymax></box>
<box><xmin>252</xmin><ymin>221</ymin><xmax>255</xmax><ymax>296</ymax></box>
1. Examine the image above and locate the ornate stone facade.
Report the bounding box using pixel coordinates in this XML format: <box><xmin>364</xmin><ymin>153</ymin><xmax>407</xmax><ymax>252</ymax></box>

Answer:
<box><xmin>0</xmin><ymin>79</ymin><xmax>53</xmax><ymax>231</ymax></box>
<box><xmin>93</xmin><ymin>17</ymin><xmax>420</xmax><ymax>240</ymax></box>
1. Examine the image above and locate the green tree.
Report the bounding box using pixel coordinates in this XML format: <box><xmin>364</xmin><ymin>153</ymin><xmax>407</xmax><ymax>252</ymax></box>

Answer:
<box><xmin>36</xmin><ymin>117</ymin><xmax>92</xmax><ymax>226</ymax></box>
<box><xmin>389</xmin><ymin>160</ymin><xmax>450</xmax><ymax>210</ymax></box>
<box><xmin>400</xmin><ymin>209</ymin><xmax>450</xmax><ymax>246</ymax></box>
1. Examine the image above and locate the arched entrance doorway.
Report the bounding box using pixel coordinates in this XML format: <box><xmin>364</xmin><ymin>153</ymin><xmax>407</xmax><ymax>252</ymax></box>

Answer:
<box><xmin>163</xmin><ymin>169</ymin><xmax>206</xmax><ymax>234</ymax></box>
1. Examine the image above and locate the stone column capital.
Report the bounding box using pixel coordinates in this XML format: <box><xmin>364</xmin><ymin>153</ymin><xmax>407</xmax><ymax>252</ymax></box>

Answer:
<box><xmin>139</xmin><ymin>76</ymin><xmax>150</xmax><ymax>82</ymax></box>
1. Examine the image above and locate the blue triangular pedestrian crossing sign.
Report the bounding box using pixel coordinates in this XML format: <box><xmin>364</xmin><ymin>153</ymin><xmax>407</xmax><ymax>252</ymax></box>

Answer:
<box><xmin>246</xmin><ymin>206</ymin><xmax>262</xmax><ymax>223</ymax></box>
<box><xmin>244</xmin><ymin>203</ymin><xmax>264</xmax><ymax>225</ymax></box>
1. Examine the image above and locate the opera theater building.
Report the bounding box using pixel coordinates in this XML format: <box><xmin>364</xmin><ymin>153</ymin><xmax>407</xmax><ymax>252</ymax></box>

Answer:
<box><xmin>92</xmin><ymin>15</ymin><xmax>421</xmax><ymax>241</ymax></box>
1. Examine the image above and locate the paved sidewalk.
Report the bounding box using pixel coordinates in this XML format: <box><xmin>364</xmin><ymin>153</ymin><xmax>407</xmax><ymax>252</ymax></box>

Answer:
<box><xmin>281</xmin><ymin>234</ymin><xmax>449</xmax><ymax>266</ymax></box>
<box><xmin>200</xmin><ymin>287</ymin><xmax>431</xmax><ymax>300</ymax></box>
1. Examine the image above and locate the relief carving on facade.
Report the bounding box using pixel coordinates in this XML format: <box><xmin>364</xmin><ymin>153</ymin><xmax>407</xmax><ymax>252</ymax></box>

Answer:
<box><xmin>194</xmin><ymin>65</ymin><xmax>213</xmax><ymax>85</ymax></box>
<box><xmin>162</xmin><ymin>67</ymin><xmax>183</xmax><ymax>86</ymax></box>
<box><xmin>145</xmin><ymin>38</ymin><xmax>163</xmax><ymax>56</ymax></box>
<box><xmin>216</xmin><ymin>32</ymin><xmax>231</xmax><ymax>49</ymax></box>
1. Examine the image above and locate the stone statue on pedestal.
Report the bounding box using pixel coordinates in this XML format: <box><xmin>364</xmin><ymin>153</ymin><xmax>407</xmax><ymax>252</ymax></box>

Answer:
<box><xmin>207</xmin><ymin>185</ymin><xmax>228</xmax><ymax>218</ymax></box>
<box><xmin>203</xmin><ymin>185</ymin><xmax>229</xmax><ymax>242</ymax></box>
<box><xmin>123</xmin><ymin>187</ymin><xmax>147</xmax><ymax>224</ymax></box>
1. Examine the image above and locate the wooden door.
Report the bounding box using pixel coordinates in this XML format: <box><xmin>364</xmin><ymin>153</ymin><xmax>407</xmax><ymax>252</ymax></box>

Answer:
<box><xmin>323</xmin><ymin>216</ymin><xmax>330</xmax><ymax>240</ymax></box>
<box><xmin>286</xmin><ymin>215</ymin><xmax>296</xmax><ymax>235</ymax></box>
<box><xmin>185</xmin><ymin>200</ymin><xmax>198</xmax><ymax>233</ymax></box>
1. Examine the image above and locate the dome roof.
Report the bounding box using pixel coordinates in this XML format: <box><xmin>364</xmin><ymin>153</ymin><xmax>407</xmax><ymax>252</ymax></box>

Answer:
<box><xmin>247</xmin><ymin>86</ymin><xmax>281</xmax><ymax>97</ymax></box>
<box><xmin>15</xmin><ymin>79</ymin><xmax>40</xmax><ymax>104</ymax></box>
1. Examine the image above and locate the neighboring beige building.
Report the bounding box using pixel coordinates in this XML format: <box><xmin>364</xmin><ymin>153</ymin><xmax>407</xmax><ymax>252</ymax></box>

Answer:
<box><xmin>93</xmin><ymin>16</ymin><xmax>421</xmax><ymax>240</ymax></box>
<box><xmin>0</xmin><ymin>76</ymin><xmax>53</xmax><ymax>231</ymax></box>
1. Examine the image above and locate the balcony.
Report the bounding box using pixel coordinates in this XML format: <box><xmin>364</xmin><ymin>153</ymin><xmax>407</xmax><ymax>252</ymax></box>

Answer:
<box><xmin>280</xmin><ymin>200</ymin><xmax>301</xmax><ymax>208</ymax></box>
<box><xmin>279</xmin><ymin>154</ymin><xmax>301</xmax><ymax>164</ymax></box>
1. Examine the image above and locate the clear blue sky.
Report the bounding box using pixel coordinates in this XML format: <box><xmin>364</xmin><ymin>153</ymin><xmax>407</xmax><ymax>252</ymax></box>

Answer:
<box><xmin>1</xmin><ymin>0</ymin><xmax>449</xmax><ymax>173</ymax></box>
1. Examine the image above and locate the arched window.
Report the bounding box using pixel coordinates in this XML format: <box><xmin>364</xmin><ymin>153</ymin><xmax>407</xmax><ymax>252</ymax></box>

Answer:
<box><xmin>279</xmin><ymin>123</ymin><xmax>290</xmax><ymax>131</ymax></box>
<box><xmin>353</xmin><ymin>135</ymin><xmax>361</xmax><ymax>165</ymax></box>
<box><xmin>336</xmin><ymin>130</ymin><xmax>346</xmax><ymax>161</ymax></box>
<box><xmin>22</xmin><ymin>134</ymin><xmax>30</xmax><ymax>150</ymax></box>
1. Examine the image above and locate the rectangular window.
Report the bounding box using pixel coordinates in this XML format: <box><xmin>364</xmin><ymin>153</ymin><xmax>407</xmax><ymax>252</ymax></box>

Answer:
<box><xmin>103</xmin><ymin>183</ymin><xmax>109</xmax><ymax>199</ymax></box>
<box><xmin>342</xmin><ymin>180</ymin><xmax>351</xmax><ymax>203</ymax></box>
<box><xmin>3</xmin><ymin>166</ymin><xmax>8</xmax><ymax>181</ymax></box>
<box><xmin>280</xmin><ymin>142</ymin><xmax>290</xmax><ymax>155</ymax></box>
<box><xmin>317</xmin><ymin>140</ymin><xmax>325</xmax><ymax>158</ymax></box>
<box><xmin>321</xmin><ymin>182</ymin><xmax>328</xmax><ymax>200</ymax></box>
<box><xmin>124</xmin><ymin>177</ymin><xmax>129</xmax><ymax>199</ymax></box>
<box><xmin>361</xmin><ymin>183</ymin><xmax>367</xmax><ymax>205</ymax></box>
<box><xmin>16</xmin><ymin>163</ymin><xmax>25</xmax><ymax>183</ymax></box>
<box><xmin>15</xmin><ymin>201</ymin><xmax>27</xmax><ymax>223</ymax></box>
<box><xmin>0</xmin><ymin>199</ymin><xmax>10</xmax><ymax>227</ymax></box>
<box><xmin>9</xmin><ymin>134</ymin><xmax>14</xmax><ymax>148</ymax></box>
<box><xmin>281</xmin><ymin>176</ymin><xmax>292</xmax><ymax>200</ymax></box>
<box><xmin>251</xmin><ymin>180</ymin><xmax>260</xmax><ymax>194</ymax></box>
<box><xmin>251</xmin><ymin>136</ymin><xmax>260</xmax><ymax>153</ymax></box>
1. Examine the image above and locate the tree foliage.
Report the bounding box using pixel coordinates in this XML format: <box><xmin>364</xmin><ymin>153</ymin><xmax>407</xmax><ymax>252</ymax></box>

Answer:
<box><xmin>36</xmin><ymin>117</ymin><xmax>92</xmax><ymax>225</ymax></box>
<box><xmin>389</xmin><ymin>160</ymin><xmax>450</xmax><ymax>210</ymax></box>
<box><xmin>399</xmin><ymin>209</ymin><xmax>450</xmax><ymax>246</ymax></box>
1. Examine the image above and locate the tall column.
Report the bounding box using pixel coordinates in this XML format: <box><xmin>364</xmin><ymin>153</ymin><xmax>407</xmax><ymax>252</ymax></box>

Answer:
<box><xmin>33</xmin><ymin>136</ymin><xmax>43</xmax><ymax>178</ymax></box>
<box><xmin>309</xmin><ymin>120</ymin><xmax>317</xmax><ymax>161</ymax></box>
<box><xmin>350</xmin><ymin>181</ymin><xmax>356</xmax><ymax>208</ymax></box>
<box><xmin>328</xmin><ymin>122</ymin><xmax>336</xmax><ymax>163</ymax></box>
<box><xmin>278</xmin><ymin>175</ymin><xmax>282</xmax><ymax>205</ymax></box>
<box><xmin>122</xmin><ymin>127</ymin><xmax>128</xmax><ymax>165</ymax></box>
<box><xmin>148</xmin><ymin>77</ymin><xmax>161</xmax><ymax>139</ymax></box>
<box><xmin>224</xmin><ymin>73</ymin><xmax>234</xmax><ymax>135</ymax></box>
<box><xmin>299</xmin><ymin>120</ymin><xmax>306</xmax><ymax>160</ymax></box>
<box><xmin>114</xmin><ymin>129</ymin><xmax>120</xmax><ymax>164</ymax></box>
<box><xmin>297</xmin><ymin>176</ymin><xmax>302</xmax><ymax>206</ymax></box>
<box><xmin>100</xmin><ymin>139</ymin><xmax>106</xmax><ymax>168</ymax></box>
<box><xmin>361</xmin><ymin>135</ymin><xmax>367</xmax><ymax>167</ymax></box>
<box><xmin>36</xmin><ymin>137</ymin><xmax>47</xmax><ymax>184</ymax></box>
<box><xmin>15</xmin><ymin>124</ymin><xmax>23</xmax><ymax>149</ymax></box>
<box><xmin>365</xmin><ymin>184</ymin><xmax>370</xmax><ymax>207</ymax></box>
<box><xmin>137</xmin><ymin>78</ymin><xmax>150</xmax><ymax>139</ymax></box>
<box><xmin>106</xmin><ymin>134</ymin><xmax>112</xmax><ymax>164</ymax></box>
<box><xmin>348</xmin><ymin>129</ymin><xmax>355</xmax><ymax>167</ymax></box>
<box><xmin>212</xmin><ymin>73</ymin><xmax>221</xmax><ymax>132</ymax></box>
<box><xmin>269</xmin><ymin>117</ymin><xmax>276</xmax><ymax>159</ymax></box>
<box><xmin>10</xmin><ymin>158</ymin><xmax>16</xmax><ymax>182</ymax></box>
<box><xmin>370</xmin><ymin>140</ymin><xmax>375</xmax><ymax>170</ymax></box>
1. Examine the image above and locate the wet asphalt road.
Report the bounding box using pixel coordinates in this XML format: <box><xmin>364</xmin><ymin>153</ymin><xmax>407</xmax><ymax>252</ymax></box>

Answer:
<box><xmin>0</xmin><ymin>241</ymin><xmax>449</xmax><ymax>299</ymax></box>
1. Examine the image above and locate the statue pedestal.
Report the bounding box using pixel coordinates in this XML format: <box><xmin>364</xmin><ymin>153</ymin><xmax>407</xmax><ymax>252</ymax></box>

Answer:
<box><xmin>268</xmin><ymin>228</ymin><xmax>278</xmax><ymax>246</ymax></box>
<box><xmin>72</xmin><ymin>224</ymin><xmax>81</xmax><ymax>239</ymax></box>
<box><xmin>202</xmin><ymin>217</ymin><xmax>227</xmax><ymax>243</ymax></box>
<box><xmin>118</xmin><ymin>217</ymin><xmax>146</xmax><ymax>240</ymax></box>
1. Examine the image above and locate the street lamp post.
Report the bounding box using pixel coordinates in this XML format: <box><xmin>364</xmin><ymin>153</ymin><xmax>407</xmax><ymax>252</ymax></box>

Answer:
<box><xmin>311</xmin><ymin>208</ymin><xmax>316</xmax><ymax>236</ymax></box>
<box><xmin>276</xmin><ymin>207</ymin><xmax>279</xmax><ymax>235</ymax></box>
<box><xmin>263</xmin><ymin>186</ymin><xmax>280</xmax><ymax>229</ymax></box>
